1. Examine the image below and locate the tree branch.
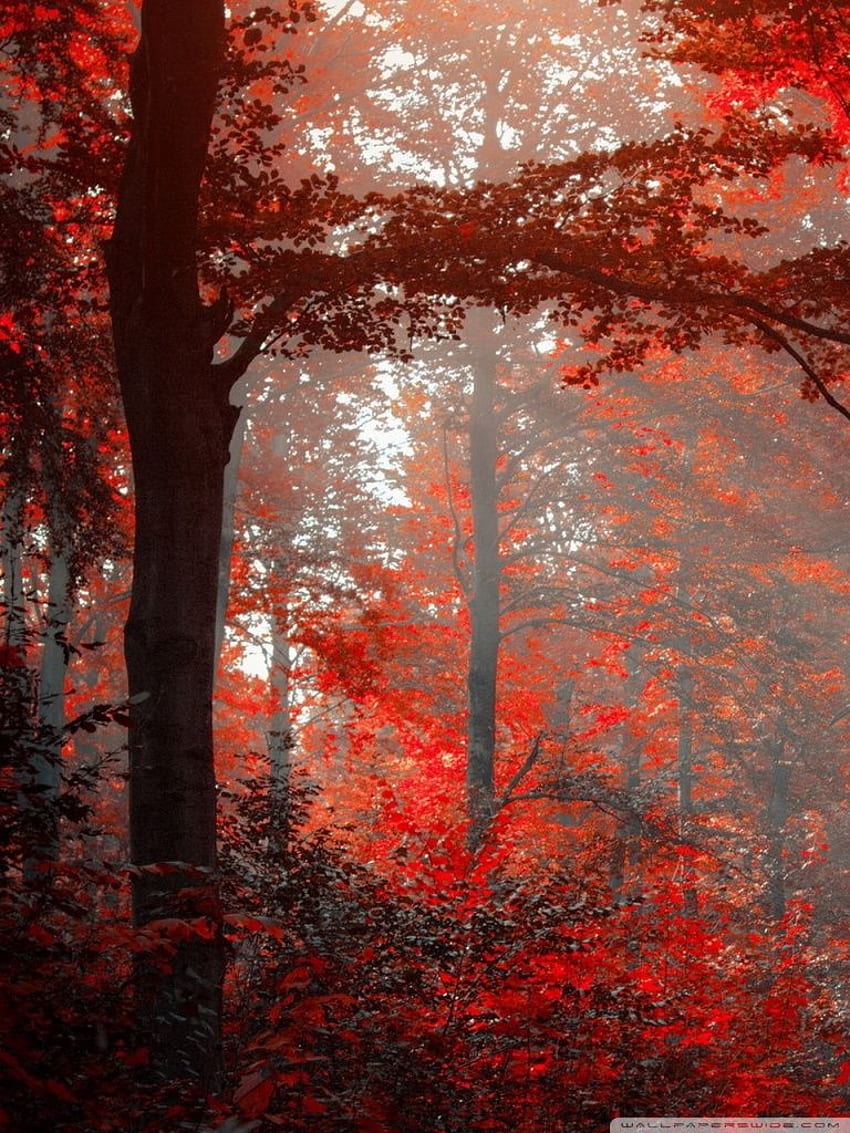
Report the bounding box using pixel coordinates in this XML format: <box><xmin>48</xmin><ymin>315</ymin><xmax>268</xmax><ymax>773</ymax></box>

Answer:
<box><xmin>498</xmin><ymin>731</ymin><xmax>545</xmax><ymax>810</ymax></box>
<box><xmin>212</xmin><ymin>286</ymin><xmax>303</xmax><ymax>389</ymax></box>
<box><xmin>748</xmin><ymin>316</ymin><xmax>850</xmax><ymax>423</ymax></box>
<box><xmin>534</xmin><ymin>252</ymin><xmax>850</xmax><ymax>349</ymax></box>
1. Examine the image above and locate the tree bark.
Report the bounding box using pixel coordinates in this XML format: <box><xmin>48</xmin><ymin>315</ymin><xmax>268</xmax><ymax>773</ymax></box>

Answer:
<box><xmin>104</xmin><ymin>0</ymin><xmax>234</xmax><ymax>1091</ymax></box>
<box><xmin>466</xmin><ymin>312</ymin><xmax>501</xmax><ymax>846</ymax></box>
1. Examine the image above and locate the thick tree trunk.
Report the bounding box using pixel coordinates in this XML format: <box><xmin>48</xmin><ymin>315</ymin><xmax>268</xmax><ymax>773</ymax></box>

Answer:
<box><xmin>466</xmin><ymin>314</ymin><xmax>501</xmax><ymax>846</ymax></box>
<box><xmin>105</xmin><ymin>0</ymin><xmax>234</xmax><ymax>1091</ymax></box>
<box><xmin>118</xmin><ymin>319</ymin><xmax>234</xmax><ymax>1088</ymax></box>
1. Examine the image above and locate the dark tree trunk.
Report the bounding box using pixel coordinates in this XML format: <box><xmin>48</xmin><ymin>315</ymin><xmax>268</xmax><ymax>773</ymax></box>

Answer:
<box><xmin>104</xmin><ymin>0</ymin><xmax>235</xmax><ymax>1091</ymax></box>
<box><xmin>119</xmin><ymin>317</ymin><xmax>233</xmax><ymax>1087</ymax></box>
<box><xmin>466</xmin><ymin>316</ymin><xmax>501</xmax><ymax>846</ymax></box>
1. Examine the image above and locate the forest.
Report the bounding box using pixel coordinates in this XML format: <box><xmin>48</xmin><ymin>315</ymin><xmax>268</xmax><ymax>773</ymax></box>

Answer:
<box><xmin>4</xmin><ymin>0</ymin><xmax>850</xmax><ymax>1130</ymax></box>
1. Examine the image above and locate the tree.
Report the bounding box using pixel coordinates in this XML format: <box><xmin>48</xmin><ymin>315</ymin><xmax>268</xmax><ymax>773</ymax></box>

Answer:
<box><xmin>103</xmin><ymin>2</ymin><xmax>237</xmax><ymax>1087</ymax></box>
<box><xmin>102</xmin><ymin>0</ymin><xmax>439</xmax><ymax>1086</ymax></box>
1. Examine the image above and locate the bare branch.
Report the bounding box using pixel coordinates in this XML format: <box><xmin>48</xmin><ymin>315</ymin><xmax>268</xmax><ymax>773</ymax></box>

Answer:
<box><xmin>498</xmin><ymin>731</ymin><xmax>545</xmax><ymax>809</ymax></box>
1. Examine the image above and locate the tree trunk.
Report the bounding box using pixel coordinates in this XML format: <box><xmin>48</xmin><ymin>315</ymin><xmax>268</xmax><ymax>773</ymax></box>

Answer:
<box><xmin>609</xmin><ymin>746</ymin><xmax>643</xmax><ymax>899</ymax></box>
<box><xmin>1</xmin><ymin>484</ymin><xmax>33</xmax><ymax>875</ymax></box>
<box><xmin>268</xmin><ymin>586</ymin><xmax>295</xmax><ymax>842</ymax></box>
<box><xmin>609</xmin><ymin>652</ymin><xmax>644</xmax><ymax>900</ymax></box>
<box><xmin>1</xmin><ymin>486</ymin><xmax>26</xmax><ymax>652</ymax></box>
<box><xmin>120</xmin><ymin>336</ymin><xmax>233</xmax><ymax>1088</ymax></box>
<box><xmin>765</xmin><ymin>746</ymin><xmax>790</xmax><ymax>921</ymax></box>
<box><xmin>677</xmin><ymin>664</ymin><xmax>698</xmax><ymax>914</ymax></box>
<box><xmin>674</xmin><ymin>441</ymin><xmax>698</xmax><ymax>913</ymax></box>
<box><xmin>104</xmin><ymin>0</ymin><xmax>234</xmax><ymax>1092</ymax></box>
<box><xmin>214</xmin><ymin>408</ymin><xmax>248</xmax><ymax>670</ymax></box>
<box><xmin>466</xmin><ymin>312</ymin><xmax>501</xmax><ymax>846</ymax></box>
<box><xmin>22</xmin><ymin>545</ymin><xmax>72</xmax><ymax>876</ymax></box>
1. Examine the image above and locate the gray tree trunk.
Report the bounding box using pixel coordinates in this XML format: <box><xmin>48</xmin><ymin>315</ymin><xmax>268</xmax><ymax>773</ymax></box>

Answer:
<box><xmin>214</xmin><ymin>407</ymin><xmax>248</xmax><ymax>669</ymax></box>
<box><xmin>22</xmin><ymin>546</ymin><xmax>72</xmax><ymax>875</ymax></box>
<box><xmin>465</xmin><ymin>313</ymin><xmax>501</xmax><ymax>846</ymax></box>
<box><xmin>2</xmin><ymin>484</ymin><xmax>33</xmax><ymax>875</ymax></box>
<box><xmin>677</xmin><ymin>664</ymin><xmax>698</xmax><ymax>914</ymax></box>
<box><xmin>765</xmin><ymin>746</ymin><xmax>790</xmax><ymax>921</ymax></box>
<box><xmin>268</xmin><ymin>589</ymin><xmax>295</xmax><ymax>841</ymax></box>
<box><xmin>675</xmin><ymin>442</ymin><xmax>698</xmax><ymax>913</ymax></box>
<box><xmin>609</xmin><ymin>648</ymin><xmax>643</xmax><ymax>901</ymax></box>
<box><xmin>2</xmin><ymin>487</ymin><xmax>26</xmax><ymax>651</ymax></box>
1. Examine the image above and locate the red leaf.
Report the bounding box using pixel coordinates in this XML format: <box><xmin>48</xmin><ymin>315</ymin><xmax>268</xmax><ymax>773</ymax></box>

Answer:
<box><xmin>235</xmin><ymin>1069</ymin><xmax>275</xmax><ymax>1119</ymax></box>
